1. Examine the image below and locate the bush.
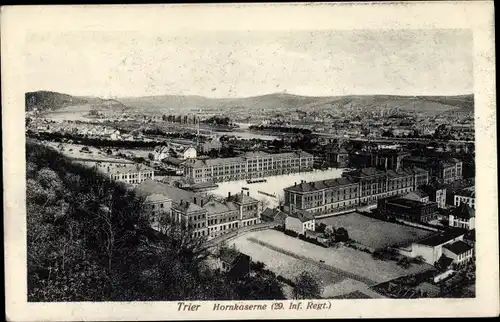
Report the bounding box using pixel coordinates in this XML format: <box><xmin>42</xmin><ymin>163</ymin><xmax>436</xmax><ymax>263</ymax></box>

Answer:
<box><xmin>284</xmin><ymin>229</ymin><xmax>298</xmax><ymax>237</ymax></box>
<box><xmin>277</xmin><ymin>275</ymin><xmax>296</xmax><ymax>287</ymax></box>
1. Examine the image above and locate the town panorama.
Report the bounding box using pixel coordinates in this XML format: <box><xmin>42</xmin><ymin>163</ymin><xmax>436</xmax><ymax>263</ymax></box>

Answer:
<box><xmin>25</xmin><ymin>29</ymin><xmax>475</xmax><ymax>301</ymax></box>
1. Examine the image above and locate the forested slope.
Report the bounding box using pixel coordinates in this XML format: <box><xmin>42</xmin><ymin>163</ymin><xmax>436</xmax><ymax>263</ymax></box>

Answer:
<box><xmin>26</xmin><ymin>140</ymin><xmax>285</xmax><ymax>301</ymax></box>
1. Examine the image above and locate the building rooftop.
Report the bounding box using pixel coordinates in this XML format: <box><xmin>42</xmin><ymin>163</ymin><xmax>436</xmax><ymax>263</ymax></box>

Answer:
<box><xmin>403</xmin><ymin>190</ymin><xmax>429</xmax><ymax>201</ymax></box>
<box><xmin>219</xmin><ymin>248</ymin><xmax>247</xmax><ymax>265</ymax></box>
<box><xmin>456</xmin><ymin>187</ymin><xmax>475</xmax><ymax>198</ymax></box>
<box><xmin>134</xmin><ymin>179</ymin><xmax>201</xmax><ymax>204</ymax></box>
<box><xmin>104</xmin><ymin>163</ymin><xmax>154</xmax><ymax>175</ymax></box>
<box><xmin>184</xmin><ymin>150</ymin><xmax>312</xmax><ymax>168</ymax></box>
<box><xmin>226</xmin><ymin>191</ymin><xmax>259</xmax><ymax>205</ymax></box>
<box><xmin>173</xmin><ymin>199</ymin><xmax>204</xmax><ymax>213</ymax></box>
<box><xmin>343</xmin><ymin>167</ymin><xmax>428</xmax><ymax>181</ymax></box>
<box><xmin>453</xmin><ymin>204</ymin><xmax>475</xmax><ymax>219</ymax></box>
<box><xmin>162</xmin><ymin>157</ymin><xmax>186</xmax><ymax>166</ymax></box>
<box><xmin>417</xmin><ymin>230</ymin><xmax>466</xmax><ymax>247</ymax></box>
<box><xmin>288</xmin><ymin>209</ymin><xmax>315</xmax><ymax>222</ymax></box>
<box><xmin>384</xmin><ymin>197</ymin><xmax>428</xmax><ymax>209</ymax></box>
<box><xmin>145</xmin><ymin>193</ymin><xmax>171</xmax><ymax>203</ymax></box>
<box><xmin>464</xmin><ymin>229</ymin><xmax>476</xmax><ymax>242</ymax></box>
<box><xmin>284</xmin><ymin>177</ymin><xmax>357</xmax><ymax>193</ymax></box>
<box><xmin>443</xmin><ymin>240</ymin><xmax>473</xmax><ymax>255</ymax></box>
<box><xmin>202</xmin><ymin>200</ymin><xmax>232</xmax><ymax>215</ymax></box>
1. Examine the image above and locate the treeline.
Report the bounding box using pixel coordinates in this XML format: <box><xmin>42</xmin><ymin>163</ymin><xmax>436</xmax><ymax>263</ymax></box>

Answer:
<box><xmin>162</xmin><ymin>114</ymin><xmax>198</xmax><ymax>125</ymax></box>
<box><xmin>202</xmin><ymin>116</ymin><xmax>233</xmax><ymax>127</ymax></box>
<box><xmin>26</xmin><ymin>141</ymin><xmax>293</xmax><ymax>301</ymax></box>
<box><xmin>249</xmin><ymin>125</ymin><xmax>312</xmax><ymax>135</ymax></box>
<box><xmin>28</xmin><ymin>131</ymin><xmax>161</xmax><ymax>148</ymax></box>
<box><xmin>141</xmin><ymin>128</ymin><xmax>200</xmax><ymax>141</ymax></box>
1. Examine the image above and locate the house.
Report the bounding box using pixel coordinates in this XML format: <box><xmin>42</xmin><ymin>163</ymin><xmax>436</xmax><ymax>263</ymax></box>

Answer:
<box><xmin>172</xmin><ymin>199</ymin><xmax>208</xmax><ymax>238</ymax></box>
<box><xmin>326</xmin><ymin>147</ymin><xmax>350</xmax><ymax>167</ymax></box>
<box><xmin>134</xmin><ymin>180</ymin><xmax>207</xmax><ymax>234</ymax></box>
<box><xmin>398</xmin><ymin>230</ymin><xmax>466</xmax><ymax>265</ymax></box>
<box><xmin>420</xmin><ymin>183</ymin><xmax>447</xmax><ymax>209</ymax></box>
<box><xmin>142</xmin><ymin>193</ymin><xmax>172</xmax><ymax>231</ymax></box>
<box><xmin>370</xmin><ymin>149</ymin><xmax>411</xmax><ymax>171</ymax></box>
<box><xmin>285</xmin><ymin>210</ymin><xmax>315</xmax><ymax>235</ymax></box>
<box><xmin>448</xmin><ymin>203</ymin><xmax>475</xmax><ymax>230</ymax></box>
<box><xmin>100</xmin><ymin>163</ymin><xmax>155</xmax><ymax>185</ymax></box>
<box><xmin>201</xmin><ymin>139</ymin><xmax>222</xmax><ymax>153</ymax></box>
<box><xmin>261</xmin><ymin>207</ymin><xmax>287</xmax><ymax>226</ymax></box>
<box><xmin>218</xmin><ymin>248</ymin><xmax>251</xmax><ymax>279</ymax></box>
<box><xmin>203</xmin><ymin>199</ymin><xmax>240</xmax><ymax>239</ymax></box>
<box><xmin>442</xmin><ymin>241</ymin><xmax>474</xmax><ymax>266</ymax></box>
<box><xmin>154</xmin><ymin>145</ymin><xmax>170</xmax><ymax>161</ymax></box>
<box><xmin>378</xmin><ymin>196</ymin><xmax>438</xmax><ymax>223</ymax></box>
<box><xmin>181</xmin><ymin>146</ymin><xmax>197</xmax><ymax>160</ymax></box>
<box><xmin>402</xmin><ymin>156</ymin><xmax>462</xmax><ymax>184</ymax></box>
<box><xmin>226</xmin><ymin>190</ymin><xmax>261</xmax><ymax>227</ymax></box>
<box><xmin>454</xmin><ymin>186</ymin><xmax>475</xmax><ymax>209</ymax></box>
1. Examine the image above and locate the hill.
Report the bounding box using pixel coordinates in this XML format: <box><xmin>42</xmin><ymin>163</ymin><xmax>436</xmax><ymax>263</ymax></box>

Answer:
<box><xmin>118</xmin><ymin>93</ymin><xmax>474</xmax><ymax>116</ymax></box>
<box><xmin>26</xmin><ymin>141</ymin><xmax>286</xmax><ymax>301</ymax></box>
<box><xmin>26</xmin><ymin>91</ymin><xmax>89</xmax><ymax>112</ymax></box>
<box><xmin>25</xmin><ymin>91</ymin><xmax>130</xmax><ymax>112</ymax></box>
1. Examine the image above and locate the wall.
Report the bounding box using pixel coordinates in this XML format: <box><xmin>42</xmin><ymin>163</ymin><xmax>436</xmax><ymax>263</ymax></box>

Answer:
<box><xmin>285</xmin><ymin>216</ymin><xmax>303</xmax><ymax>234</ymax></box>
<box><xmin>412</xmin><ymin>243</ymin><xmax>441</xmax><ymax>265</ymax></box>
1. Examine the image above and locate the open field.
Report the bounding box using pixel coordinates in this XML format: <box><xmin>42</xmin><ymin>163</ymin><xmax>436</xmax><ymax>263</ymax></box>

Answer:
<box><xmin>43</xmin><ymin>142</ymin><xmax>133</xmax><ymax>163</ymax></box>
<box><xmin>318</xmin><ymin>212</ymin><xmax>435</xmax><ymax>249</ymax></box>
<box><xmin>231</xmin><ymin>230</ymin><xmax>433</xmax><ymax>287</ymax></box>
<box><xmin>213</xmin><ymin>168</ymin><xmax>344</xmax><ymax>208</ymax></box>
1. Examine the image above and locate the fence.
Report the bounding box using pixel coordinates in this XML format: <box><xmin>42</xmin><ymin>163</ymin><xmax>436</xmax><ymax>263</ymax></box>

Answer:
<box><xmin>395</xmin><ymin>219</ymin><xmax>440</xmax><ymax>232</ymax></box>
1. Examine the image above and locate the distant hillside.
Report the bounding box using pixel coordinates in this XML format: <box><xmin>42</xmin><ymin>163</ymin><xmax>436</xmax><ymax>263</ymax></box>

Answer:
<box><xmin>118</xmin><ymin>93</ymin><xmax>474</xmax><ymax>116</ymax></box>
<box><xmin>26</xmin><ymin>91</ymin><xmax>89</xmax><ymax>112</ymax></box>
<box><xmin>26</xmin><ymin>91</ymin><xmax>130</xmax><ymax>112</ymax></box>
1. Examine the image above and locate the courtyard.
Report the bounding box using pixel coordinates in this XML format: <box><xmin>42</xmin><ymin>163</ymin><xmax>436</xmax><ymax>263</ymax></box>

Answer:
<box><xmin>213</xmin><ymin>168</ymin><xmax>345</xmax><ymax>208</ymax></box>
<box><xmin>318</xmin><ymin>212</ymin><xmax>435</xmax><ymax>249</ymax></box>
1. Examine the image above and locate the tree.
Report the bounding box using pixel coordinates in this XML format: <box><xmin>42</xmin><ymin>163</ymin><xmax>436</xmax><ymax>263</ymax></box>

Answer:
<box><xmin>397</xmin><ymin>257</ymin><xmax>411</xmax><ymax>269</ymax></box>
<box><xmin>293</xmin><ymin>271</ymin><xmax>323</xmax><ymax>299</ymax></box>
<box><xmin>335</xmin><ymin>227</ymin><xmax>349</xmax><ymax>242</ymax></box>
<box><xmin>148</xmin><ymin>153</ymin><xmax>155</xmax><ymax>161</ymax></box>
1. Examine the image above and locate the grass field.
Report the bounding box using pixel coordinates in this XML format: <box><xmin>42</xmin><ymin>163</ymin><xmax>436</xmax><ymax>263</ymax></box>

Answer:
<box><xmin>231</xmin><ymin>230</ymin><xmax>433</xmax><ymax>289</ymax></box>
<box><xmin>318</xmin><ymin>212</ymin><xmax>435</xmax><ymax>249</ymax></box>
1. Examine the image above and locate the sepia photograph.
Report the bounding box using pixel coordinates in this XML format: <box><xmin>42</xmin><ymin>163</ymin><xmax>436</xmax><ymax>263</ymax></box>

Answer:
<box><xmin>3</xmin><ymin>2</ymin><xmax>498</xmax><ymax>320</ymax></box>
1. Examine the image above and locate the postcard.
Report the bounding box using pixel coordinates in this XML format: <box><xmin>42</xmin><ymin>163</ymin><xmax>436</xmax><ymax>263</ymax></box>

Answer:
<box><xmin>2</xmin><ymin>2</ymin><xmax>498</xmax><ymax>321</ymax></box>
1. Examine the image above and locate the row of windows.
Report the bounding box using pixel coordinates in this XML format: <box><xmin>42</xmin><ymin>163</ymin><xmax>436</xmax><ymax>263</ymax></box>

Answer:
<box><xmin>192</xmin><ymin>230</ymin><xmax>206</xmax><ymax>238</ymax></box>
<box><xmin>189</xmin><ymin>214</ymin><xmax>206</xmax><ymax>221</ymax></box>
<box><xmin>208</xmin><ymin>216</ymin><xmax>238</xmax><ymax>226</ymax></box>
<box><xmin>457</xmin><ymin>250</ymin><xmax>472</xmax><ymax>260</ymax></box>
<box><xmin>189</xmin><ymin>222</ymin><xmax>206</xmax><ymax>229</ymax></box>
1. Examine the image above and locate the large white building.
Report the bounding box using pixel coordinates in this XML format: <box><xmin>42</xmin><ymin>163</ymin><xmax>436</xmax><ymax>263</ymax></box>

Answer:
<box><xmin>183</xmin><ymin>150</ymin><xmax>314</xmax><ymax>183</ymax></box>
<box><xmin>85</xmin><ymin>161</ymin><xmax>155</xmax><ymax>185</ymax></box>
<box><xmin>398</xmin><ymin>230</ymin><xmax>470</xmax><ymax>265</ymax></box>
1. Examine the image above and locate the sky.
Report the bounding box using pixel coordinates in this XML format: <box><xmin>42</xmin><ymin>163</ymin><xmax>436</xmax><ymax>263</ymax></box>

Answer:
<box><xmin>23</xmin><ymin>29</ymin><xmax>473</xmax><ymax>98</ymax></box>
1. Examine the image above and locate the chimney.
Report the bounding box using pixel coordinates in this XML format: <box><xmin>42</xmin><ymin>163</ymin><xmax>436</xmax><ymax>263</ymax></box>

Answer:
<box><xmin>294</xmin><ymin>182</ymin><xmax>297</xmax><ymax>186</ymax></box>
<box><xmin>247</xmin><ymin>191</ymin><xmax>250</xmax><ymax>196</ymax></box>
<box><xmin>228</xmin><ymin>192</ymin><xmax>231</xmax><ymax>198</ymax></box>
